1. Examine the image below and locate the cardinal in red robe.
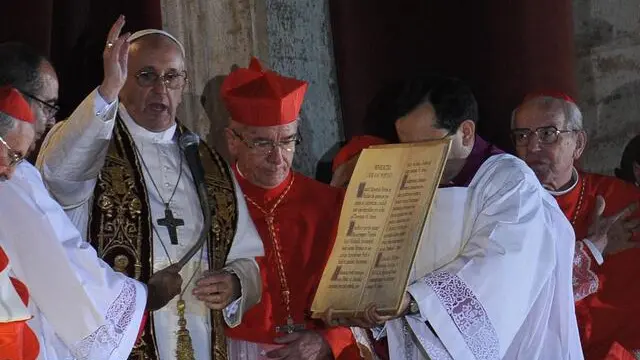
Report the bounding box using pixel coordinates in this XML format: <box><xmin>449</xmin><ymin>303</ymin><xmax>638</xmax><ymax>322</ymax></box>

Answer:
<box><xmin>220</xmin><ymin>58</ymin><xmax>361</xmax><ymax>359</ymax></box>
<box><xmin>513</xmin><ymin>91</ymin><xmax>640</xmax><ymax>360</ymax></box>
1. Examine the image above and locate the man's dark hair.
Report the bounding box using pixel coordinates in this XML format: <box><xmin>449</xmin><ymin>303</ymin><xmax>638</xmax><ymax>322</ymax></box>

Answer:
<box><xmin>0</xmin><ymin>42</ymin><xmax>47</xmax><ymax>96</ymax></box>
<box><xmin>615</xmin><ymin>135</ymin><xmax>640</xmax><ymax>184</ymax></box>
<box><xmin>361</xmin><ymin>81</ymin><xmax>404</xmax><ymax>143</ymax></box>
<box><xmin>393</xmin><ymin>75</ymin><xmax>478</xmax><ymax>133</ymax></box>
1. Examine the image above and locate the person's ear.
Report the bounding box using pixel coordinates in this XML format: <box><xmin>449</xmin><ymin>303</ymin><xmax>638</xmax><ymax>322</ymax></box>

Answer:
<box><xmin>225</xmin><ymin>127</ymin><xmax>238</xmax><ymax>157</ymax></box>
<box><xmin>459</xmin><ymin>119</ymin><xmax>475</xmax><ymax>147</ymax></box>
<box><xmin>573</xmin><ymin>130</ymin><xmax>587</xmax><ymax>160</ymax></box>
<box><xmin>633</xmin><ymin>162</ymin><xmax>640</xmax><ymax>185</ymax></box>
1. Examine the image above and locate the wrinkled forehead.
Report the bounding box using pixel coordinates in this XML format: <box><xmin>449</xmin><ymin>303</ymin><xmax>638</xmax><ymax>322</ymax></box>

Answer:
<box><xmin>128</xmin><ymin>35</ymin><xmax>186</xmax><ymax>72</ymax></box>
<box><xmin>514</xmin><ymin>100</ymin><xmax>566</xmax><ymax>129</ymax></box>
<box><xmin>242</xmin><ymin>121</ymin><xmax>299</xmax><ymax>139</ymax></box>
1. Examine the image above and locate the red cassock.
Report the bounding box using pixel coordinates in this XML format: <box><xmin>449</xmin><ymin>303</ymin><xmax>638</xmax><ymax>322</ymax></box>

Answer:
<box><xmin>225</xmin><ymin>169</ymin><xmax>361</xmax><ymax>359</ymax></box>
<box><xmin>0</xmin><ymin>247</ymin><xmax>39</xmax><ymax>360</ymax></box>
<box><xmin>555</xmin><ymin>171</ymin><xmax>640</xmax><ymax>359</ymax></box>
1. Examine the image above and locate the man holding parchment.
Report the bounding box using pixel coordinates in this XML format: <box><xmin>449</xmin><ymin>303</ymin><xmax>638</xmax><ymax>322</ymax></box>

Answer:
<box><xmin>324</xmin><ymin>77</ymin><xmax>583</xmax><ymax>359</ymax></box>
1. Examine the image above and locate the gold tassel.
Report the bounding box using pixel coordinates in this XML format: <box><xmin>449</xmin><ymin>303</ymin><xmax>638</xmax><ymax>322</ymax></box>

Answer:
<box><xmin>212</xmin><ymin>310</ymin><xmax>228</xmax><ymax>359</ymax></box>
<box><xmin>176</xmin><ymin>298</ymin><xmax>195</xmax><ymax>360</ymax></box>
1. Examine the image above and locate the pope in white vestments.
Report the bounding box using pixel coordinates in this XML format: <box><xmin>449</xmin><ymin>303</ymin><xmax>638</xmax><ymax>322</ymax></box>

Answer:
<box><xmin>332</xmin><ymin>77</ymin><xmax>583</xmax><ymax>359</ymax></box>
<box><xmin>36</xmin><ymin>18</ymin><xmax>264</xmax><ymax>360</ymax></box>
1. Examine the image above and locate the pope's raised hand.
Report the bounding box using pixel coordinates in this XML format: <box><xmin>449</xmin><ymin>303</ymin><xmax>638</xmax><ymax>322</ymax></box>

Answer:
<box><xmin>99</xmin><ymin>15</ymin><xmax>130</xmax><ymax>104</ymax></box>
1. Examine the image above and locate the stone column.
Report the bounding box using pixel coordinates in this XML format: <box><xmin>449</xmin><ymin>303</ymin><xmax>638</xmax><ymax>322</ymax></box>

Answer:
<box><xmin>160</xmin><ymin>0</ymin><xmax>343</xmax><ymax>177</ymax></box>
<box><xmin>574</xmin><ymin>0</ymin><xmax>640</xmax><ymax>175</ymax></box>
<box><xmin>161</xmin><ymin>0</ymin><xmax>270</xmax><ymax>161</ymax></box>
<box><xmin>265</xmin><ymin>0</ymin><xmax>344</xmax><ymax>177</ymax></box>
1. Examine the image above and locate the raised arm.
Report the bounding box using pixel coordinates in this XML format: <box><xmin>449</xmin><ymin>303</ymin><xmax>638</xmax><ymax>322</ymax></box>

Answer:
<box><xmin>35</xmin><ymin>16</ymin><xmax>130</xmax><ymax>209</ymax></box>
<box><xmin>35</xmin><ymin>90</ymin><xmax>117</xmax><ymax>208</ymax></box>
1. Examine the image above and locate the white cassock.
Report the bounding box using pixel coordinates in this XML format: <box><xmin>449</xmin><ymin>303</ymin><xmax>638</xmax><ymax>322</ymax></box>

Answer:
<box><xmin>36</xmin><ymin>89</ymin><xmax>264</xmax><ymax>359</ymax></box>
<box><xmin>0</xmin><ymin>162</ymin><xmax>147</xmax><ymax>359</ymax></box>
<box><xmin>354</xmin><ymin>154</ymin><xmax>583</xmax><ymax>360</ymax></box>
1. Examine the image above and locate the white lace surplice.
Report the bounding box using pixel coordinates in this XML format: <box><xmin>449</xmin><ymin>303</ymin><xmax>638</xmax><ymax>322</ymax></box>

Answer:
<box><xmin>375</xmin><ymin>154</ymin><xmax>583</xmax><ymax>360</ymax></box>
<box><xmin>0</xmin><ymin>163</ymin><xmax>147</xmax><ymax>360</ymax></box>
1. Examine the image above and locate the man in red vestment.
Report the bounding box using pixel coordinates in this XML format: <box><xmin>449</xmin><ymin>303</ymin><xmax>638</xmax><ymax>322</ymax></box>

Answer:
<box><xmin>219</xmin><ymin>57</ymin><xmax>360</xmax><ymax>360</ymax></box>
<box><xmin>512</xmin><ymin>92</ymin><xmax>640</xmax><ymax>359</ymax></box>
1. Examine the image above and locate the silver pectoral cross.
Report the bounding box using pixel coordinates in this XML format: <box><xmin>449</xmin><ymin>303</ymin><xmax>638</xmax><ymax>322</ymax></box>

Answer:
<box><xmin>275</xmin><ymin>316</ymin><xmax>305</xmax><ymax>334</ymax></box>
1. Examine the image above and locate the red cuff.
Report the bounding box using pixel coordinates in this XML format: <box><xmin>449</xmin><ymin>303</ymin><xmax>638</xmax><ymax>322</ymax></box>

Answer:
<box><xmin>598</xmin><ymin>341</ymin><xmax>637</xmax><ymax>360</ymax></box>
<box><xmin>136</xmin><ymin>312</ymin><xmax>149</xmax><ymax>342</ymax></box>
<box><xmin>319</xmin><ymin>326</ymin><xmax>362</xmax><ymax>360</ymax></box>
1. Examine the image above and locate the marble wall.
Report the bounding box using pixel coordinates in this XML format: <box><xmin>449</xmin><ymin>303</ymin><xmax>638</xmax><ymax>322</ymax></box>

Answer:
<box><xmin>160</xmin><ymin>0</ymin><xmax>342</xmax><ymax>177</ymax></box>
<box><xmin>574</xmin><ymin>0</ymin><xmax>640</xmax><ymax>175</ymax></box>
<box><xmin>160</xmin><ymin>0</ymin><xmax>640</xmax><ymax>177</ymax></box>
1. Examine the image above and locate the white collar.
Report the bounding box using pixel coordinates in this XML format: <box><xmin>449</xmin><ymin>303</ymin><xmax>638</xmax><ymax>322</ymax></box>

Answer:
<box><xmin>546</xmin><ymin>167</ymin><xmax>579</xmax><ymax>196</ymax></box>
<box><xmin>118</xmin><ymin>104</ymin><xmax>177</xmax><ymax>143</ymax></box>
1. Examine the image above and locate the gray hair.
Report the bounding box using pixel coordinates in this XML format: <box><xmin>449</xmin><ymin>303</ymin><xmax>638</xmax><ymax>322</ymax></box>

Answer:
<box><xmin>0</xmin><ymin>111</ymin><xmax>16</xmax><ymax>138</ymax></box>
<box><xmin>511</xmin><ymin>96</ymin><xmax>583</xmax><ymax>131</ymax></box>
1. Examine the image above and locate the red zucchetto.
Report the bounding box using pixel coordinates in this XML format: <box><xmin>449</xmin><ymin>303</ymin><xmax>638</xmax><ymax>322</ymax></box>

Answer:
<box><xmin>221</xmin><ymin>57</ymin><xmax>308</xmax><ymax>127</ymax></box>
<box><xmin>523</xmin><ymin>90</ymin><xmax>575</xmax><ymax>104</ymax></box>
<box><xmin>0</xmin><ymin>87</ymin><xmax>34</xmax><ymax>124</ymax></box>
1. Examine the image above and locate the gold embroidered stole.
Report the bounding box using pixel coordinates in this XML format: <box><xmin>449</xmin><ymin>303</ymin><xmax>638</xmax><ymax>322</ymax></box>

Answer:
<box><xmin>89</xmin><ymin>117</ymin><xmax>238</xmax><ymax>359</ymax></box>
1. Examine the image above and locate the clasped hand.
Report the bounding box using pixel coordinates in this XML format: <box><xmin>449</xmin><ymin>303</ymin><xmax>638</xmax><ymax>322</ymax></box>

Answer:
<box><xmin>192</xmin><ymin>270</ymin><xmax>241</xmax><ymax>309</ymax></box>
<box><xmin>266</xmin><ymin>331</ymin><xmax>332</xmax><ymax>360</ymax></box>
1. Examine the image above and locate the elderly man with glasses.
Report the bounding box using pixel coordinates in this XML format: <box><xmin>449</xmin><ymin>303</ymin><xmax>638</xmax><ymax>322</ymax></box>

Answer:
<box><xmin>36</xmin><ymin>16</ymin><xmax>265</xmax><ymax>360</ymax></box>
<box><xmin>512</xmin><ymin>92</ymin><xmax>640</xmax><ymax>359</ymax></box>
<box><xmin>323</xmin><ymin>77</ymin><xmax>581</xmax><ymax>360</ymax></box>
<box><xmin>0</xmin><ymin>42</ymin><xmax>60</xmax><ymax>157</ymax></box>
<box><xmin>219</xmin><ymin>57</ymin><xmax>361</xmax><ymax>360</ymax></box>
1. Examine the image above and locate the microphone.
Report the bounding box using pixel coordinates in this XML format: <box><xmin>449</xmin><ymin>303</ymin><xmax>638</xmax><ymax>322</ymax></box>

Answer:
<box><xmin>177</xmin><ymin>131</ymin><xmax>213</xmax><ymax>269</ymax></box>
<box><xmin>179</xmin><ymin>131</ymin><xmax>205</xmax><ymax>188</ymax></box>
